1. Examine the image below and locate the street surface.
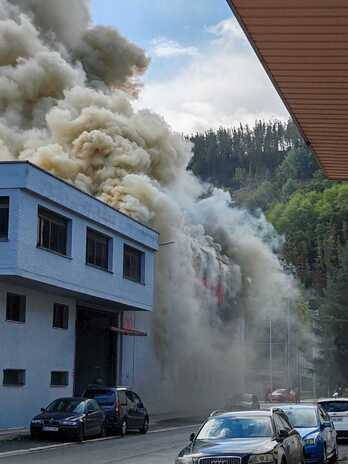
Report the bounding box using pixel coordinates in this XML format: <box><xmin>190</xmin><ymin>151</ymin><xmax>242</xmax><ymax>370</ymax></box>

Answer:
<box><xmin>0</xmin><ymin>424</ymin><xmax>197</xmax><ymax>464</ymax></box>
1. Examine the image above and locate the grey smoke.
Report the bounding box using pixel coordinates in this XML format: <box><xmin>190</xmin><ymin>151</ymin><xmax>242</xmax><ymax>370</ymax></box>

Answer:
<box><xmin>0</xmin><ymin>0</ymin><xmax>299</xmax><ymax>410</ymax></box>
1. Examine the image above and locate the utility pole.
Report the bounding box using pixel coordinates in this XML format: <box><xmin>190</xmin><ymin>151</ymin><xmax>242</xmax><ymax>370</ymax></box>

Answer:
<box><xmin>287</xmin><ymin>300</ymin><xmax>291</xmax><ymax>389</ymax></box>
<box><xmin>269</xmin><ymin>318</ymin><xmax>273</xmax><ymax>393</ymax></box>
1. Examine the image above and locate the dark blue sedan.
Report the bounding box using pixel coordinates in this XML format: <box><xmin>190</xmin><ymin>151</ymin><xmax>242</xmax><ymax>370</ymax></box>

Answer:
<box><xmin>281</xmin><ymin>405</ymin><xmax>337</xmax><ymax>464</ymax></box>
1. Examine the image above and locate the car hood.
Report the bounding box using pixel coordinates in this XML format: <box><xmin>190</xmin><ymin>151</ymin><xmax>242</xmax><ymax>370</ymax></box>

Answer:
<box><xmin>192</xmin><ymin>437</ymin><xmax>276</xmax><ymax>455</ymax></box>
<box><xmin>34</xmin><ymin>412</ymin><xmax>83</xmax><ymax>421</ymax></box>
<box><xmin>296</xmin><ymin>427</ymin><xmax>320</xmax><ymax>440</ymax></box>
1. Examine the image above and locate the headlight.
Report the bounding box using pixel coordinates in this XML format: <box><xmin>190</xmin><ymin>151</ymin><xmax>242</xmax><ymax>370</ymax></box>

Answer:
<box><xmin>304</xmin><ymin>438</ymin><xmax>316</xmax><ymax>446</ymax></box>
<box><xmin>31</xmin><ymin>419</ymin><xmax>43</xmax><ymax>425</ymax></box>
<box><xmin>249</xmin><ymin>454</ymin><xmax>274</xmax><ymax>464</ymax></box>
<box><xmin>175</xmin><ymin>457</ymin><xmax>193</xmax><ymax>464</ymax></box>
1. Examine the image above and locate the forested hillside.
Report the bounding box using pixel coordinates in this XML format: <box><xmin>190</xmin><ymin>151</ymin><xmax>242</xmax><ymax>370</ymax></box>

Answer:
<box><xmin>189</xmin><ymin>121</ymin><xmax>348</xmax><ymax>390</ymax></box>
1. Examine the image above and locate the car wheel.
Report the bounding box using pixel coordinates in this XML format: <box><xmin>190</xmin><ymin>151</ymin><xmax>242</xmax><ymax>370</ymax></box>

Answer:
<box><xmin>323</xmin><ymin>446</ymin><xmax>328</xmax><ymax>464</ymax></box>
<box><xmin>140</xmin><ymin>417</ymin><xmax>149</xmax><ymax>434</ymax></box>
<box><xmin>30</xmin><ymin>431</ymin><xmax>41</xmax><ymax>441</ymax></box>
<box><xmin>120</xmin><ymin>419</ymin><xmax>127</xmax><ymax>437</ymax></box>
<box><xmin>77</xmin><ymin>424</ymin><xmax>85</xmax><ymax>442</ymax></box>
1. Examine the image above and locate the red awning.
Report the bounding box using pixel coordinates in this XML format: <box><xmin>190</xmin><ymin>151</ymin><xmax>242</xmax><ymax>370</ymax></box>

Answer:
<box><xmin>110</xmin><ymin>326</ymin><xmax>147</xmax><ymax>337</ymax></box>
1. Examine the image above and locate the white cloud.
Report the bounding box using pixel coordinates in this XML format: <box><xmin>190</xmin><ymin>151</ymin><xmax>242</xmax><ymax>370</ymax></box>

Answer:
<box><xmin>151</xmin><ymin>38</ymin><xmax>199</xmax><ymax>58</ymax></box>
<box><xmin>137</xmin><ymin>17</ymin><xmax>289</xmax><ymax>134</ymax></box>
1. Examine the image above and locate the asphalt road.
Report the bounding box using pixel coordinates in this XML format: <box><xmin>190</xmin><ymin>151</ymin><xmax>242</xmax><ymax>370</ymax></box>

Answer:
<box><xmin>0</xmin><ymin>425</ymin><xmax>197</xmax><ymax>464</ymax></box>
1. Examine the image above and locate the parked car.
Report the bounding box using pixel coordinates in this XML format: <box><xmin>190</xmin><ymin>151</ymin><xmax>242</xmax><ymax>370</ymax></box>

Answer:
<box><xmin>269</xmin><ymin>388</ymin><xmax>296</xmax><ymax>403</ymax></box>
<box><xmin>30</xmin><ymin>397</ymin><xmax>105</xmax><ymax>441</ymax></box>
<box><xmin>318</xmin><ymin>398</ymin><xmax>348</xmax><ymax>438</ymax></box>
<box><xmin>83</xmin><ymin>385</ymin><xmax>149</xmax><ymax>436</ymax></box>
<box><xmin>281</xmin><ymin>404</ymin><xmax>337</xmax><ymax>464</ymax></box>
<box><xmin>176</xmin><ymin>409</ymin><xmax>303</xmax><ymax>464</ymax></box>
<box><xmin>225</xmin><ymin>393</ymin><xmax>260</xmax><ymax>411</ymax></box>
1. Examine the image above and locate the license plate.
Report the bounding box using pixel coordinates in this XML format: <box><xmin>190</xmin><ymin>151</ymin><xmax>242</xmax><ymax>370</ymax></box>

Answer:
<box><xmin>43</xmin><ymin>426</ymin><xmax>59</xmax><ymax>432</ymax></box>
<box><xmin>333</xmin><ymin>418</ymin><xmax>343</xmax><ymax>422</ymax></box>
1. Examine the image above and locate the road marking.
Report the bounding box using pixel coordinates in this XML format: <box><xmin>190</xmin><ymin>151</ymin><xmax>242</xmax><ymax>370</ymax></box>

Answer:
<box><xmin>0</xmin><ymin>423</ymin><xmax>200</xmax><ymax>459</ymax></box>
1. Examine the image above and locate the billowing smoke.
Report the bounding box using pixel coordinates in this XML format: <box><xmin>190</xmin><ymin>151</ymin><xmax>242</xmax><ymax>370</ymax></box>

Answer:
<box><xmin>0</xmin><ymin>0</ymin><xmax>298</xmax><ymax>411</ymax></box>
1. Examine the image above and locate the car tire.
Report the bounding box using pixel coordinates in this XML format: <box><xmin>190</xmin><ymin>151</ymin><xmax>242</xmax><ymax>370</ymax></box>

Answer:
<box><xmin>77</xmin><ymin>424</ymin><xmax>85</xmax><ymax>442</ymax></box>
<box><xmin>119</xmin><ymin>419</ymin><xmax>127</xmax><ymax>437</ymax></box>
<box><xmin>140</xmin><ymin>417</ymin><xmax>149</xmax><ymax>434</ymax></box>
<box><xmin>323</xmin><ymin>446</ymin><xmax>328</xmax><ymax>464</ymax></box>
<box><xmin>30</xmin><ymin>431</ymin><xmax>41</xmax><ymax>441</ymax></box>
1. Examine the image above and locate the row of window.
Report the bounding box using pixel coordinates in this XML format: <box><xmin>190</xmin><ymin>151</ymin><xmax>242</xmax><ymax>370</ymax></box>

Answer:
<box><xmin>3</xmin><ymin>369</ymin><xmax>69</xmax><ymax>387</ymax></box>
<box><xmin>0</xmin><ymin>198</ymin><xmax>145</xmax><ymax>284</ymax></box>
<box><xmin>6</xmin><ymin>293</ymin><xmax>69</xmax><ymax>328</ymax></box>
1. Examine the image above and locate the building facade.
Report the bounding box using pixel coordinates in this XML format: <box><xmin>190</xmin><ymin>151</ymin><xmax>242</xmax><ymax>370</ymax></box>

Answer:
<box><xmin>0</xmin><ymin>162</ymin><xmax>159</xmax><ymax>427</ymax></box>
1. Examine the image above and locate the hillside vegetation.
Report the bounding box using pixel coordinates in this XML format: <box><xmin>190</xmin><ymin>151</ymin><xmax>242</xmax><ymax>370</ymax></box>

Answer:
<box><xmin>189</xmin><ymin>121</ymin><xmax>348</xmax><ymax>391</ymax></box>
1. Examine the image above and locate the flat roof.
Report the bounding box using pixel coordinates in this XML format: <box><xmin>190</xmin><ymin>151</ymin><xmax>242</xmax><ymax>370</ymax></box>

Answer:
<box><xmin>0</xmin><ymin>161</ymin><xmax>159</xmax><ymax>251</ymax></box>
<box><xmin>227</xmin><ymin>0</ymin><xmax>348</xmax><ymax>180</ymax></box>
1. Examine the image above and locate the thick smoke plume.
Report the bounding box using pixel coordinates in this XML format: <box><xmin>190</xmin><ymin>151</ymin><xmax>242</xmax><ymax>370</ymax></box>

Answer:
<box><xmin>0</xmin><ymin>0</ymin><xmax>298</xmax><ymax>411</ymax></box>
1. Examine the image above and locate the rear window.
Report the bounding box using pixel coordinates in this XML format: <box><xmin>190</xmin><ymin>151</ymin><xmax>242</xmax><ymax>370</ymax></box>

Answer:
<box><xmin>84</xmin><ymin>389</ymin><xmax>116</xmax><ymax>406</ymax></box>
<box><xmin>320</xmin><ymin>401</ymin><xmax>348</xmax><ymax>413</ymax></box>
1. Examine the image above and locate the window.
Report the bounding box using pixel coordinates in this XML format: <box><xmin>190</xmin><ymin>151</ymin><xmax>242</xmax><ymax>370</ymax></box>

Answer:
<box><xmin>87</xmin><ymin>400</ymin><xmax>100</xmax><ymax>412</ymax></box>
<box><xmin>6</xmin><ymin>293</ymin><xmax>26</xmax><ymax>323</ymax></box>
<box><xmin>50</xmin><ymin>371</ymin><xmax>69</xmax><ymax>387</ymax></box>
<box><xmin>123</xmin><ymin>245</ymin><xmax>144</xmax><ymax>283</ymax></box>
<box><xmin>86</xmin><ymin>228</ymin><xmax>110</xmax><ymax>270</ymax></box>
<box><xmin>38</xmin><ymin>207</ymin><xmax>68</xmax><ymax>255</ymax></box>
<box><xmin>3</xmin><ymin>369</ymin><xmax>25</xmax><ymax>386</ymax></box>
<box><xmin>53</xmin><ymin>303</ymin><xmax>69</xmax><ymax>329</ymax></box>
<box><xmin>0</xmin><ymin>197</ymin><xmax>9</xmax><ymax>239</ymax></box>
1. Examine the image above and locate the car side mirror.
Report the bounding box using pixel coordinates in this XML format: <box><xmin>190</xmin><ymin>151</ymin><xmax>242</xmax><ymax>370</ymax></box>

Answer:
<box><xmin>137</xmin><ymin>401</ymin><xmax>144</xmax><ymax>408</ymax></box>
<box><xmin>321</xmin><ymin>421</ymin><xmax>331</xmax><ymax>430</ymax></box>
<box><xmin>190</xmin><ymin>433</ymin><xmax>195</xmax><ymax>442</ymax></box>
<box><xmin>278</xmin><ymin>429</ymin><xmax>289</xmax><ymax>440</ymax></box>
<box><xmin>40</xmin><ymin>408</ymin><xmax>45</xmax><ymax>413</ymax></box>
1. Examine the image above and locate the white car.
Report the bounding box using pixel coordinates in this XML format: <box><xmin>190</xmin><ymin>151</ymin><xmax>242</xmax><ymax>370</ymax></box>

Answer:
<box><xmin>318</xmin><ymin>398</ymin><xmax>348</xmax><ymax>437</ymax></box>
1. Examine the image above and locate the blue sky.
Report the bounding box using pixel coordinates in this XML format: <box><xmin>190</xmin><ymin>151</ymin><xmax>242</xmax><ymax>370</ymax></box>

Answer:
<box><xmin>91</xmin><ymin>1</ymin><xmax>288</xmax><ymax>133</ymax></box>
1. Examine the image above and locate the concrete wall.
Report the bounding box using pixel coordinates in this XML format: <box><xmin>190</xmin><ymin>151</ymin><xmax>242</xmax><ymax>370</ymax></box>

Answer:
<box><xmin>0</xmin><ymin>162</ymin><xmax>158</xmax><ymax>312</ymax></box>
<box><xmin>0</xmin><ymin>282</ymin><xmax>76</xmax><ymax>428</ymax></box>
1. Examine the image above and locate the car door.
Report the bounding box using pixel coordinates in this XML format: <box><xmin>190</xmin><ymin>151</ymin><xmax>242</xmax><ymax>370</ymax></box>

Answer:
<box><xmin>319</xmin><ymin>406</ymin><xmax>335</xmax><ymax>456</ymax></box>
<box><xmin>125</xmin><ymin>390</ymin><xmax>138</xmax><ymax>428</ymax></box>
<box><xmin>132</xmin><ymin>392</ymin><xmax>146</xmax><ymax>427</ymax></box>
<box><xmin>274</xmin><ymin>412</ymin><xmax>299</xmax><ymax>464</ymax></box>
<box><xmin>280</xmin><ymin>413</ymin><xmax>303</xmax><ymax>464</ymax></box>
<box><xmin>86</xmin><ymin>400</ymin><xmax>101</xmax><ymax>436</ymax></box>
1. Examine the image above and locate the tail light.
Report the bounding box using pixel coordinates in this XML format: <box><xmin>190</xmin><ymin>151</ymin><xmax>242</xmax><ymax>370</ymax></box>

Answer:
<box><xmin>115</xmin><ymin>400</ymin><xmax>120</xmax><ymax>416</ymax></box>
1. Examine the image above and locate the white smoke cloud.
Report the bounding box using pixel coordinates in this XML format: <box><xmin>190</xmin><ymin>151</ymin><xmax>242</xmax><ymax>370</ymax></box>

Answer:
<box><xmin>137</xmin><ymin>17</ymin><xmax>288</xmax><ymax>134</ymax></box>
<box><xmin>0</xmin><ymin>0</ymin><xmax>298</xmax><ymax>410</ymax></box>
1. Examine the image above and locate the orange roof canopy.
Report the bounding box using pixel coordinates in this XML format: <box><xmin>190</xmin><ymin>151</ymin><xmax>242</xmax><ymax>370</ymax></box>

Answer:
<box><xmin>227</xmin><ymin>0</ymin><xmax>348</xmax><ymax>180</ymax></box>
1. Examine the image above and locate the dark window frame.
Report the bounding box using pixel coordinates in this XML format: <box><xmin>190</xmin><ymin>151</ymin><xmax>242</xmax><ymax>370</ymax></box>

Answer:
<box><xmin>123</xmin><ymin>245</ymin><xmax>144</xmax><ymax>284</ymax></box>
<box><xmin>6</xmin><ymin>293</ymin><xmax>26</xmax><ymax>323</ymax></box>
<box><xmin>3</xmin><ymin>369</ymin><xmax>26</xmax><ymax>386</ymax></box>
<box><xmin>86</xmin><ymin>228</ymin><xmax>111</xmax><ymax>271</ymax></box>
<box><xmin>37</xmin><ymin>207</ymin><xmax>69</xmax><ymax>257</ymax></box>
<box><xmin>50</xmin><ymin>371</ymin><xmax>69</xmax><ymax>387</ymax></box>
<box><xmin>0</xmin><ymin>196</ymin><xmax>9</xmax><ymax>240</ymax></box>
<box><xmin>53</xmin><ymin>303</ymin><xmax>69</xmax><ymax>330</ymax></box>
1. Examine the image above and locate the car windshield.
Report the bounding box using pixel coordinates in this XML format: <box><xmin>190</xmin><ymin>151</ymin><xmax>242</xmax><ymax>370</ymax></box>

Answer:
<box><xmin>84</xmin><ymin>389</ymin><xmax>116</xmax><ymax>406</ymax></box>
<box><xmin>282</xmin><ymin>408</ymin><xmax>318</xmax><ymax>428</ymax></box>
<box><xmin>320</xmin><ymin>402</ymin><xmax>348</xmax><ymax>413</ymax></box>
<box><xmin>197</xmin><ymin>416</ymin><xmax>273</xmax><ymax>440</ymax></box>
<box><xmin>46</xmin><ymin>399</ymin><xmax>85</xmax><ymax>414</ymax></box>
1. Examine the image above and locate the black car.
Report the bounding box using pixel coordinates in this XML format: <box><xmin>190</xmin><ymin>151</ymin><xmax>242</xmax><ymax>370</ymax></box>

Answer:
<box><xmin>83</xmin><ymin>385</ymin><xmax>149</xmax><ymax>436</ymax></box>
<box><xmin>30</xmin><ymin>397</ymin><xmax>105</xmax><ymax>441</ymax></box>
<box><xmin>176</xmin><ymin>410</ymin><xmax>303</xmax><ymax>464</ymax></box>
<box><xmin>225</xmin><ymin>393</ymin><xmax>260</xmax><ymax>411</ymax></box>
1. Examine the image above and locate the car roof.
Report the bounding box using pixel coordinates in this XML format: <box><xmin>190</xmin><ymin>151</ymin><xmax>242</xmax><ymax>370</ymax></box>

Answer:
<box><xmin>318</xmin><ymin>398</ymin><xmax>348</xmax><ymax>402</ymax></box>
<box><xmin>213</xmin><ymin>410</ymin><xmax>272</xmax><ymax>418</ymax></box>
<box><xmin>85</xmin><ymin>385</ymin><xmax>130</xmax><ymax>391</ymax></box>
<box><xmin>278</xmin><ymin>404</ymin><xmax>316</xmax><ymax>409</ymax></box>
